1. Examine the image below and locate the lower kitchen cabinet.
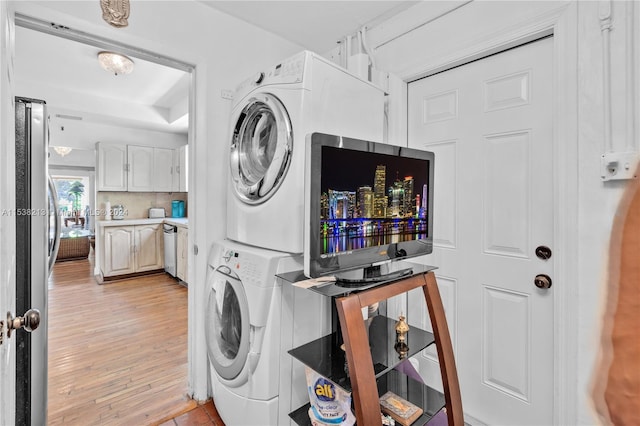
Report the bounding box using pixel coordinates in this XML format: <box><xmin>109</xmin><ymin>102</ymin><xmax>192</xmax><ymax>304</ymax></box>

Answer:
<box><xmin>102</xmin><ymin>223</ymin><xmax>163</xmax><ymax>277</ymax></box>
<box><xmin>176</xmin><ymin>226</ymin><xmax>188</xmax><ymax>283</ymax></box>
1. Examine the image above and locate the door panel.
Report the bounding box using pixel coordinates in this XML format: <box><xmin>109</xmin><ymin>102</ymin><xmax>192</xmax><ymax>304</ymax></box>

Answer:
<box><xmin>154</xmin><ymin>148</ymin><xmax>174</xmax><ymax>192</ymax></box>
<box><xmin>97</xmin><ymin>143</ymin><xmax>127</xmax><ymax>191</ymax></box>
<box><xmin>408</xmin><ymin>38</ymin><xmax>554</xmax><ymax>425</ymax></box>
<box><xmin>0</xmin><ymin>2</ymin><xmax>16</xmax><ymax>424</ymax></box>
<box><xmin>104</xmin><ymin>227</ymin><xmax>135</xmax><ymax>275</ymax></box>
<box><xmin>128</xmin><ymin>145</ymin><xmax>154</xmax><ymax>192</ymax></box>
<box><xmin>135</xmin><ymin>224</ymin><xmax>162</xmax><ymax>272</ymax></box>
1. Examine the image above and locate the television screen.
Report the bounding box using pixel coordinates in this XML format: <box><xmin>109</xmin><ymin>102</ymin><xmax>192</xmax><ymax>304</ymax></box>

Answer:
<box><xmin>304</xmin><ymin>133</ymin><xmax>434</xmax><ymax>279</ymax></box>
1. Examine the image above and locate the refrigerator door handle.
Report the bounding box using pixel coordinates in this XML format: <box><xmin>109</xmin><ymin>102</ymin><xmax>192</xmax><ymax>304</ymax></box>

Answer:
<box><xmin>48</xmin><ymin>175</ymin><xmax>61</xmax><ymax>275</ymax></box>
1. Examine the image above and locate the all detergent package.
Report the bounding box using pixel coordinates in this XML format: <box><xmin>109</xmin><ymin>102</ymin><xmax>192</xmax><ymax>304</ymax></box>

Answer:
<box><xmin>305</xmin><ymin>367</ymin><xmax>355</xmax><ymax>425</ymax></box>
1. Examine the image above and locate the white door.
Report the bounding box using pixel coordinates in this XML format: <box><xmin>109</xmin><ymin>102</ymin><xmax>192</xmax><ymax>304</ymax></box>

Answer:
<box><xmin>407</xmin><ymin>38</ymin><xmax>554</xmax><ymax>425</ymax></box>
<box><xmin>128</xmin><ymin>145</ymin><xmax>154</xmax><ymax>192</ymax></box>
<box><xmin>0</xmin><ymin>2</ymin><xmax>16</xmax><ymax>423</ymax></box>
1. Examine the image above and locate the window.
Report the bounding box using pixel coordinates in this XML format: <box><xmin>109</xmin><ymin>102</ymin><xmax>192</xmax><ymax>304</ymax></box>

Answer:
<box><xmin>53</xmin><ymin>176</ymin><xmax>90</xmax><ymax>217</ymax></box>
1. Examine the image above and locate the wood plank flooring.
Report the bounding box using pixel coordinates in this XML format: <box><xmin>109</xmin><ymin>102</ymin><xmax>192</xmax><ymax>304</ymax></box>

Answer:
<box><xmin>48</xmin><ymin>256</ymin><xmax>194</xmax><ymax>425</ymax></box>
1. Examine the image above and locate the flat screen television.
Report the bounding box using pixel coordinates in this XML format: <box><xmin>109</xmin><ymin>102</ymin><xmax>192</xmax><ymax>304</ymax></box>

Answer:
<box><xmin>304</xmin><ymin>133</ymin><xmax>435</xmax><ymax>283</ymax></box>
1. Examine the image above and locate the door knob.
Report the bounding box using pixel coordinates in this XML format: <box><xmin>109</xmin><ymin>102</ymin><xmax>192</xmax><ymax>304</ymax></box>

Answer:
<box><xmin>534</xmin><ymin>274</ymin><xmax>552</xmax><ymax>289</ymax></box>
<box><xmin>7</xmin><ymin>309</ymin><xmax>40</xmax><ymax>338</ymax></box>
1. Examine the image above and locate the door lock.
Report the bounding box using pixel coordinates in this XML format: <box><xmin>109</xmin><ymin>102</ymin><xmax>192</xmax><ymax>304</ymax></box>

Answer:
<box><xmin>534</xmin><ymin>274</ymin><xmax>552</xmax><ymax>289</ymax></box>
<box><xmin>535</xmin><ymin>246</ymin><xmax>552</xmax><ymax>260</ymax></box>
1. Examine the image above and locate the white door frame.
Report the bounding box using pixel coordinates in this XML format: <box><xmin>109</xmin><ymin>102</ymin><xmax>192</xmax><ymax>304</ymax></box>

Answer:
<box><xmin>398</xmin><ymin>4</ymin><xmax>579</xmax><ymax>425</ymax></box>
<box><xmin>7</xmin><ymin>11</ymin><xmax>204</xmax><ymax>406</ymax></box>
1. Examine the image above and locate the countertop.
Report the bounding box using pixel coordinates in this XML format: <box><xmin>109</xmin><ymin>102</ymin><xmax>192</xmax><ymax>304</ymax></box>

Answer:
<box><xmin>164</xmin><ymin>218</ymin><xmax>188</xmax><ymax>228</ymax></box>
<box><xmin>97</xmin><ymin>218</ymin><xmax>188</xmax><ymax>228</ymax></box>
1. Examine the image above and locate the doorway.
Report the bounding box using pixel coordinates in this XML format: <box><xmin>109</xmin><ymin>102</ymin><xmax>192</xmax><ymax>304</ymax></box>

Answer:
<box><xmin>14</xmin><ymin>14</ymin><xmax>195</xmax><ymax>424</ymax></box>
<box><xmin>407</xmin><ymin>37</ymin><xmax>554</xmax><ymax>425</ymax></box>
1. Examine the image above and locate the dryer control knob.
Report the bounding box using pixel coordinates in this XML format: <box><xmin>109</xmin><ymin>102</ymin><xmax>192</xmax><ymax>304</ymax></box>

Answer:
<box><xmin>254</xmin><ymin>72</ymin><xmax>265</xmax><ymax>84</ymax></box>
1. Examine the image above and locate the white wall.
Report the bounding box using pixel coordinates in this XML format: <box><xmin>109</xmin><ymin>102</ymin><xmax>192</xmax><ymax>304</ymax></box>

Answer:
<box><xmin>47</xmin><ymin>118</ymin><xmax>188</xmax><ymax>151</ymax></box>
<box><xmin>350</xmin><ymin>1</ymin><xmax>638</xmax><ymax>424</ymax></box>
<box><xmin>10</xmin><ymin>0</ymin><xmax>304</xmax><ymax>402</ymax></box>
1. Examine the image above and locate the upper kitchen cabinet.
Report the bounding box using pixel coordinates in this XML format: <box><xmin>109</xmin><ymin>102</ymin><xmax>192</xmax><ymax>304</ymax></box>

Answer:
<box><xmin>127</xmin><ymin>145</ymin><xmax>154</xmax><ymax>192</ymax></box>
<box><xmin>97</xmin><ymin>143</ymin><xmax>127</xmax><ymax>191</ymax></box>
<box><xmin>178</xmin><ymin>145</ymin><xmax>188</xmax><ymax>192</ymax></box>
<box><xmin>171</xmin><ymin>145</ymin><xmax>188</xmax><ymax>192</ymax></box>
<box><xmin>96</xmin><ymin>142</ymin><xmax>179</xmax><ymax>192</ymax></box>
<box><xmin>154</xmin><ymin>147</ymin><xmax>175</xmax><ymax>192</ymax></box>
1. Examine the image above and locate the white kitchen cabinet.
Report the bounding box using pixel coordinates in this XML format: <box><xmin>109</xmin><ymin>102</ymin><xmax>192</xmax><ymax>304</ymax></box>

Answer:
<box><xmin>127</xmin><ymin>145</ymin><xmax>154</xmax><ymax>192</ymax></box>
<box><xmin>134</xmin><ymin>223</ymin><xmax>164</xmax><ymax>272</ymax></box>
<box><xmin>154</xmin><ymin>148</ymin><xmax>174</xmax><ymax>192</ymax></box>
<box><xmin>176</xmin><ymin>226</ymin><xmax>188</xmax><ymax>283</ymax></box>
<box><xmin>97</xmin><ymin>144</ymin><xmax>178</xmax><ymax>192</ymax></box>
<box><xmin>179</xmin><ymin>145</ymin><xmax>188</xmax><ymax>192</ymax></box>
<box><xmin>103</xmin><ymin>226</ymin><xmax>136</xmax><ymax>276</ymax></box>
<box><xmin>97</xmin><ymin>143</ymin><xmax>127</xmax><ymax>191</ymax></box>
<box><xmin>172</xmin><ymin>145</ymin><xmax>188</xmax><ymax>192</ymax></box>
<box><xmin>102</xmin><ymin>223</ymin><xmax>163</xmax><ymax>278</ymax></box>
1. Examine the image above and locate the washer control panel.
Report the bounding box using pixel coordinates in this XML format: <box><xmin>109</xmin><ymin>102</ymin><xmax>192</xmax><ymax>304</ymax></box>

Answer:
<box><xmin>221</xmin><ymin>249</ymin><xmax>275</xmax><ymax>289</ymax></box>
<box><xmin>234</xmin><ymin>51</ymin><xmax>307</xmax><ymax>97</ymax></box>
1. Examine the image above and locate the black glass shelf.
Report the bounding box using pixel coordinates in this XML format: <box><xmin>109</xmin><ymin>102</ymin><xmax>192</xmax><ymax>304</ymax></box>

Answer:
<box><xmin>276</xmin><ymin>262</ymin><xmax>438</xmax><ymax>298</ymax></box>
<box><xmin>289</xmin><ymin>369</ymin><xmax>446</xmax><ymax>426</ymax></box>
<box><xmin>288</xmin><ymin>315</ymin><xmax>436</xmax><ymax>392</ymax></box>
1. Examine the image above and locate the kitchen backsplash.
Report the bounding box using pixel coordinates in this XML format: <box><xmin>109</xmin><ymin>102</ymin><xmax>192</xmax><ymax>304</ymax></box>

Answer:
<box><xmin>97</xmin><ymin>192</ymin><xmax>187</xmax><ymax>220</ymax></box>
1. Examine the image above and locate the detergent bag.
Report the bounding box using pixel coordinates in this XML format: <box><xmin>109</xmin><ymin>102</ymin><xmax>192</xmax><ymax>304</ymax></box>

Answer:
<box><xmin>305</xmin><ymin>367</ymin><xmax>355</xmax><ymax>425</ymax></box>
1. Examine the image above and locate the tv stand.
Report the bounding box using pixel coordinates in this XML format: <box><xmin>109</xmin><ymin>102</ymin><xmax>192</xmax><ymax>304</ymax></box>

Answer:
<box><xmin>285</xmin><ymin>269</ymin><xmax>464</xmax><ymax>426</ymax></box>
<box><xmin>335</xmin><ymin>267</ymin><xmax>413</xmax><ymax>288</ymax></box>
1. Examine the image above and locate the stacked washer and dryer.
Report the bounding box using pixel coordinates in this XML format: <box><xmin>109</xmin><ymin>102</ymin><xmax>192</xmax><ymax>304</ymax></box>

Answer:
<box><xmin>205</xmin><ymin>50</ymin><xmax>385</xmax><ymax>425</ymax></box>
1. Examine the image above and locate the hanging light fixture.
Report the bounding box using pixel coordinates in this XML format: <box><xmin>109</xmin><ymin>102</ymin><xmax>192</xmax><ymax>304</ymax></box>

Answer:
<box><xmin>53</xmin><ymin>146</ymin><xmax>73</xmax><ymax>157</ymax></box>
<box><xmin>97</xmin><ymin>51</ymin><xmax>134</xmax><ymax>76</ymax></box>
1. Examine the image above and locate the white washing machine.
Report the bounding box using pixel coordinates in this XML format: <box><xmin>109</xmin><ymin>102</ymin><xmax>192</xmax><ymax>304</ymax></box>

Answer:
<box><xmin>205</xmin><ymin>239</ymin><xmax>330</xmax><ymax>425</ymax></box>
<box><xmin>227</xmin><ymin>50</ymin><xmax>385</xmax><ymax>253</ymax></box>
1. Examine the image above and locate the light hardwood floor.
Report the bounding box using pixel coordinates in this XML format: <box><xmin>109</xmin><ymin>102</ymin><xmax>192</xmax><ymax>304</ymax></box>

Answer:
<box><xmin>48</xmin><ymin>255</ymin><xmax>194</xmax><ymax>425</ymax></box>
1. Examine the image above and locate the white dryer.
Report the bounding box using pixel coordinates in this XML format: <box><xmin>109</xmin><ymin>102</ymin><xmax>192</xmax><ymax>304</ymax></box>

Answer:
<box><xmin>227</xmin><ymin>50</ymin><xmax>385</xmax><ymax>253</ymax></box>
<box><xmin>205</xmin><ymin>239</ymin><xmax>330</xmax><ymax>425</ymax></box>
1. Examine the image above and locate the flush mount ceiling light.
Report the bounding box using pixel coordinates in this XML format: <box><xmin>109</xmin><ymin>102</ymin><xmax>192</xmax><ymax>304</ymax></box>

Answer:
<box><xmin>53</xmin><ymin>146</ymin><xmax>73</xmax><ymax>157</ymax></box>
<box><xmin>97</xmin><ymin>51</ymin><xmax>134</xmax><ymax>76</ymax></box>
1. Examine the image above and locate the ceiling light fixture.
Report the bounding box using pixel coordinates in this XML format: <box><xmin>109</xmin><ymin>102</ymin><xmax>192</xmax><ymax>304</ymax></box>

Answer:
<box><xmin>53</xmin><ymin>146</ymin><xmax>73</xmax><ymax>157</ymax></box>
<box><xmin>97</xmin><ymin>51</ymin><xmax>134</xmax><ymax>76</ymax></box>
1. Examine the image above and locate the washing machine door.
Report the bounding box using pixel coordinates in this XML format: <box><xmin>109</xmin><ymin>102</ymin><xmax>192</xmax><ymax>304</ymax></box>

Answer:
<box><xmin>205</xmin><ymin>264</ymin><xmax>250</xmax><ymax>381</ymax></box>
<box><xmin>229</xmin><ymin>93</ymin><xmax>293</xmax><ymax>205</ymax></box>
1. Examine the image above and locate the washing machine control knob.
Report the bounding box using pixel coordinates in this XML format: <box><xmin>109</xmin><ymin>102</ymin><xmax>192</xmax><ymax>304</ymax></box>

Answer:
<box><xmin>253</xmin><ymin>72</ymin><xmax>265</xmax><ymax>84</ymax></box>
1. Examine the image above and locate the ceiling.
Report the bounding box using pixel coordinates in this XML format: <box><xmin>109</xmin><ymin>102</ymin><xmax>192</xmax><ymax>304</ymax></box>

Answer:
<box><xmin>14</xmin><ymin>1</ymin><xmax>417</xmax><ymax>149</ymax></box>
<box><xmin>199</xmin><ymin>1</ymin><xmax>419</xmax><ymax>54</ymax></box>
<box><xmin>14</xmin><ymin>25</ymin><xmax>191</xmax><ymax>144</ymax></box>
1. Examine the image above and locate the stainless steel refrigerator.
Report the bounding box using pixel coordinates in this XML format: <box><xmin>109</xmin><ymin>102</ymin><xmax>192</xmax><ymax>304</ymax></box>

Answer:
<box><xmin>15</xmin><ymin>96</ymin><xmax>61</xmax><ymax>425</ymax></box>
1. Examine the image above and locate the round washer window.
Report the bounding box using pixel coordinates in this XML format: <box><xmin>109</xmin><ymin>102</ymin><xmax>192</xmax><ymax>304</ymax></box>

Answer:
<box><xmin>205</xmin><ymin>265</ymin><xmax>250</xmax><ymax>381</ymax></box>
<box><xmin>229</xmin><ymin>93</ymin><xmax>292</xmax><ymax>204</ymax></box>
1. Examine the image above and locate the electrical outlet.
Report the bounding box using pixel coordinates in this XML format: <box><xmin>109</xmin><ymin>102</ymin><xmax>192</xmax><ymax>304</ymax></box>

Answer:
<box><xmin>221</xmin><ymin>90</ymin><xmax>234</xmax><ymax>100</ymax></box>
<box><xmin>601</xmin><ymin>151</ymin><xmax>639</xmax><ymax>181</ymax></box>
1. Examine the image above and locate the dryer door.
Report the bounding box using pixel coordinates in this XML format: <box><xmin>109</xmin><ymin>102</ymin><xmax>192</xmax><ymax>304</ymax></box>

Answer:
<box><xmin>229</xmin><ymin>93</ymin><xmax>293</xmax><ymax>204</ymax></box>
<box><xmin>205</xmin><ymin>264</ymin><xmax>250</xmax><ymax>381</ymax></box>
